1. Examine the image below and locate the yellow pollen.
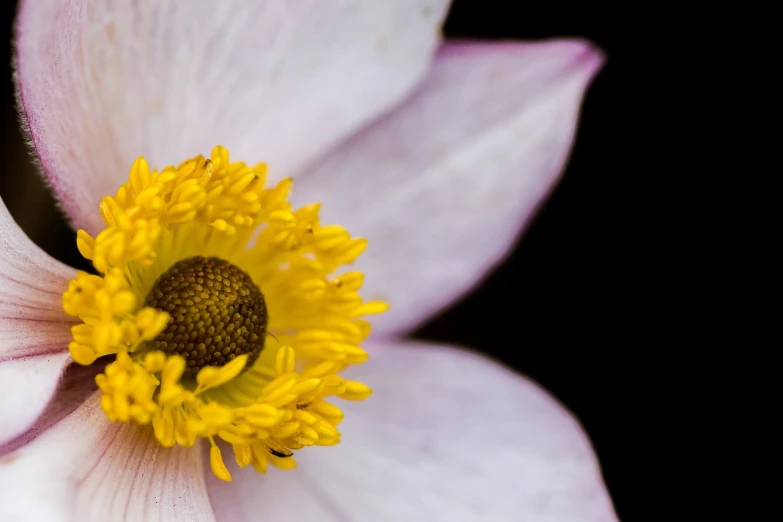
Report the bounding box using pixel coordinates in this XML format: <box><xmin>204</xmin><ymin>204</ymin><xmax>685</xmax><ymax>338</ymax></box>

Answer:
<box><xmin>61</xmin><ymin>146</ymin><xmax>389</xmax><ymax>480</ymax></box>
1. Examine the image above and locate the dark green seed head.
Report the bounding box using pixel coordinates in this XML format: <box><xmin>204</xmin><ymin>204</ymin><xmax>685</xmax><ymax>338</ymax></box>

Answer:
<box><xmin>144</xmin><ymin>256</ymin><xmax>267</xmax><ymax>379</ymax></box>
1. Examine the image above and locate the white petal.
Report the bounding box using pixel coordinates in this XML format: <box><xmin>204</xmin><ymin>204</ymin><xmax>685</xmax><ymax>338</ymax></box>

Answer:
<box><xmin>0</xmin><ymin>393</ymin><xmax>215</xmax><ymax>522</ymax></box>
<box><xmin>0</xmin><ymin>196</ymin><xmax>78</xmax><ymax>446</ymax></box>
<box><xmin>15</xmin><ymin>0</ymin><xmax>450</xmax><ymax>234</ymax></box>
<box><xmin>206</xmin><ymin>340</ymin><xmax>617</xmax><ymax>522</ymax></box>
<box><xmin>0</xmin><ymin>355</ymin><xmax>69</xmax><ymax>449</ymax></box>
<box><xmin>291</xmin><ymin>40</ymin><xmax>604</xmax><ymax>334</ymax></box>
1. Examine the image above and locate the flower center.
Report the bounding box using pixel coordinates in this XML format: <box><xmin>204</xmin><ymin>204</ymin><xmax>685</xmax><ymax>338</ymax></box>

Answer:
<box><xmin>144</xmin><ymin>256</ymin><xmax>267</xmax><ymax>379</ymax></box>
<box><xmin>62</xmin><ymin>146</ymin><xmax>388</xmax><ymax>480</ymax></box>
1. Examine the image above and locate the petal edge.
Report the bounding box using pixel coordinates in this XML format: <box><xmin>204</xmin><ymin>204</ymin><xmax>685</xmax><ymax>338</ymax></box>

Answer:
<box><xmin>0</xmin><ymin>196</ymin><xmax>78</xmax><ymax>447</ymax></box>
<box><xmin>293</xmin><ymin>39</ymin><xmax>605</xmax><ymax>334</ymax></box>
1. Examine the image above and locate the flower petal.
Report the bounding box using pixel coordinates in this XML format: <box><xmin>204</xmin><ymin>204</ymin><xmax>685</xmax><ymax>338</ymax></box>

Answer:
<box><xmin>292</xmin><ymin>40</ymin><xmax>604</xmax><ymax>334</ymax></box>
<box><xmin>15</xmin><ymin>0</ymin><xmax>450</xmax><ymax>234</ymax></box>
<box><xmin>0</xmin><ymin>393</ymin><xmax>215</xmax><ymax>522</ymax></box>
<box><xmin>206</xmin><ymin>340</ymin><xmax>617</xmax><ymax>522</ymax></box>
<box><xmin>0</xmin><ymin>197</ymin><xmax>78</xmax><ymax>446</ymax></box>
<box><xmin>0</xmin><ymin>363</ymin><xmax>100</xmax><ymax>464</ymax></box>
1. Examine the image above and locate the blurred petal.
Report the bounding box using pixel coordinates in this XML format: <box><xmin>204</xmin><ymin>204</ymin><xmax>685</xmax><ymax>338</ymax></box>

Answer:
<box><xmin>0</xmin><ymin>197</ymin><xmax>78</xmax><ymax>446</ymax></box>
<box><xmin>207</xmin><ymin>340</ymin><xmax>617</xmax><ymax>522</ymax></box>
<box><xmin>0</xmin><ymin>393</ymin><xmax>215</xmax><ymax>522</ymax></box>
<box><xmin>15</xmin><ymin>0</ymin><xmax>450</xmax><ymax>234</ymax></box>
<box><xmin>292</xmin><ymin>40</ymin><xmax>604</xmax><ymax>334</ymax></box>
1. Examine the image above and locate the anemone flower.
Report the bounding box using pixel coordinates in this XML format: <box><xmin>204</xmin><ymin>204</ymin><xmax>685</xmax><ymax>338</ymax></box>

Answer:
<box><xmin>0</xmin><ymin>2</ymin><xmax>613</xmax><ymax>521</ymax></box>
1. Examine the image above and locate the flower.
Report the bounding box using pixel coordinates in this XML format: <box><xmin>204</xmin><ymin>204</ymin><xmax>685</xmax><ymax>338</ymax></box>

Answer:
<box><xmin>0</xmin><ymin>1</ymin><xmax>614</xmax><ymax>521</ymax></box>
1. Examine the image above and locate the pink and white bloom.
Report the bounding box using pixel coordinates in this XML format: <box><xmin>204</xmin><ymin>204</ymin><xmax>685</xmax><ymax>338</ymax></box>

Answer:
<box><xmin>0</xmin><ymin>1</ymin><xmax>614</xmax><ymax>521</ymax></box>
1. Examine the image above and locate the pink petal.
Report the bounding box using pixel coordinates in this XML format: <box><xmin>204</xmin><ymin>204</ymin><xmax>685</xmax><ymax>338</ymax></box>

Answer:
<box><xmin>206</xmin><ymin>340</ymin><xmax>617</xmax><ymax>522</ymax></box>
<box><xmin>291</xmin><ymin>40</ymin><xmax>604</xmax><ymax>334</ymax></box>
<box><xmin>0</xmin><ymin>197</ymin><xmax>78</xmax><ymax>447</ymax></box>
<box><xmin>15</xmin><ymin>0</ymin><xmax>451</xmax><ymax>234</ymax></box>
<box><xmin>0</xmin><ymin>392</ymin><xmax>215</xmax><ymax>522</ymax></box>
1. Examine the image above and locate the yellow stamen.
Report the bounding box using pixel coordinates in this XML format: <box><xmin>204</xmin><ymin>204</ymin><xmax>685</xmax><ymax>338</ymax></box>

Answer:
<box><xmin>62</xmin><ymin>146</ymin><xmax>385</xmax><ymax>478</ymax></box>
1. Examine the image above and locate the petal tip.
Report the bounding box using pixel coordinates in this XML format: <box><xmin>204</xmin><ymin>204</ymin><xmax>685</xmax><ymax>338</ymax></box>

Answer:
<box><xmin>439</xmin><ymin>37</ymin><xmax>606</xmax><ymax>79</ymax></box>
<box><xmin>568</xmin><ymin>38</ymin><xmax>607</xmax><ymax>80</ymax></box>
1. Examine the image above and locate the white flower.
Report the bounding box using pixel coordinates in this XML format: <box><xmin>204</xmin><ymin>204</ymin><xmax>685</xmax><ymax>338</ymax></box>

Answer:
<box><xmin>0</xmin><ymin>1</ymin><xmax>613</xmax><ymax>521</ymax></box>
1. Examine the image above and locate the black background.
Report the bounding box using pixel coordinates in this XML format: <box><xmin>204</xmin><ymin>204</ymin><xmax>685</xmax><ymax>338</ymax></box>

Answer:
<box><xmin>0</xmin><ymin>2</ymin><xmax>622</xmax><ymax>519</ymax></box>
